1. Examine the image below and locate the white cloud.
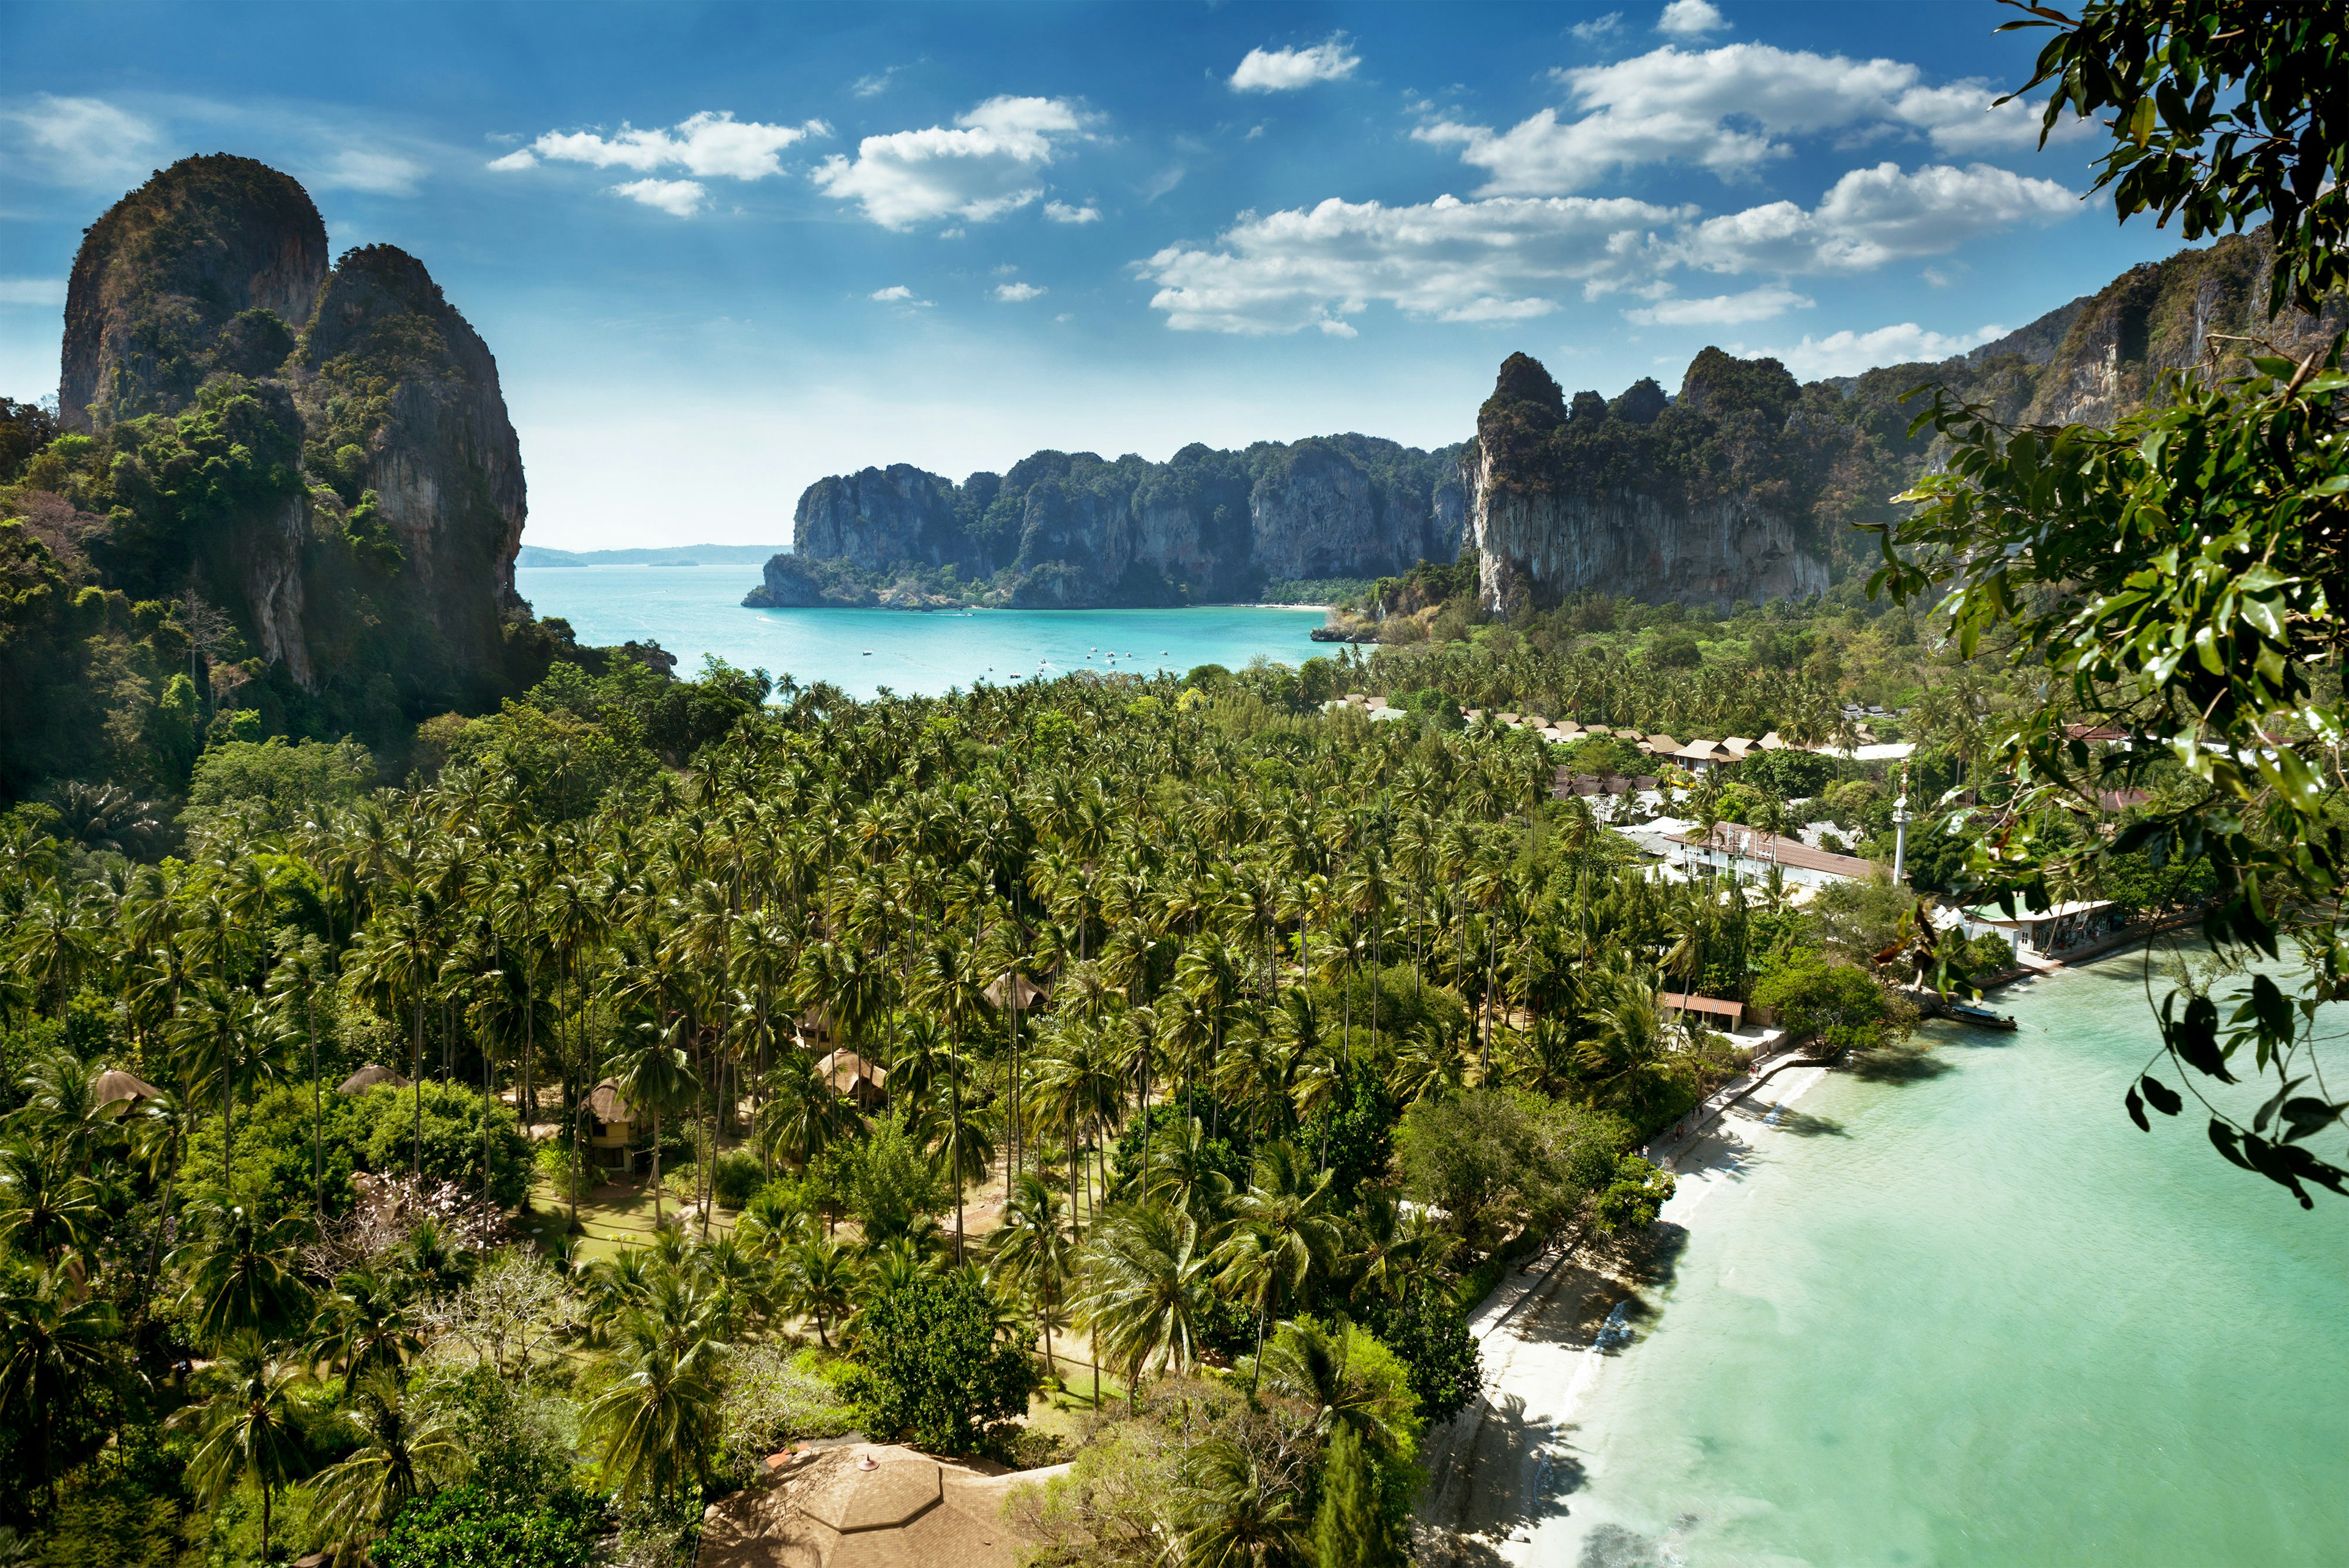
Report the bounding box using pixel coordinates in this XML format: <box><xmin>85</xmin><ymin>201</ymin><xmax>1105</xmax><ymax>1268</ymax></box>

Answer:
<box><xmin>1044</xmin><ymin>199</ymin><xmax>1101</xmax><ymax>224</ymax></box>
<box><xmin>529</xmin><ymin>111</ymin><xmax>826</xmax><ymax>180</ymax></box>
<box><xmin>1680</xmin><ymin>161</ymin><xmax>2077</xmax><ymax>272</ymax></box>
<box><xmin>1572</xmin><ymin>13</ymin><xmax>1624</xmax><ymax>41</ymax></box>
<box><xmin>1421</xmin><ymin>44</ymin><xmax>1920</xmax><ymax>193</ymax></box>
<box><xmin>1230</xmin><ymin>37</ymin><xmax>1361</xmax><ymax>92</ymax></box>
<box><xmin>993</xmin><ymin>282</ymin><xmax>1047</xmax><ymax>302</ymax></box>
<box><xmin>812</xmin><ymin>95</ymin><xmax>1090</xmax><ymax>228</ymax></box>
<box><xmin>316</xmin><ymin>148</ymin><xmax>423</xmax><ymax>195</ymax></box>
<box><xmin>1893</xmin><ymin>82</ymin><xmax>2096</xmax><ymax>154</ymax></box>
<box><xmin>1761</xmin><ymin>321</ymin><xmax>2006</xmax><ymax>378</ymax></box>
<box><xmin>610</xmin><ymin>178</ymin><xmax>707</xmax><ymax>216</ymax></box>
<box><xmin>1657</xmin><ymin>0</ymin><xmax>1724</xmax><ymax>37</ymax></box>
<box><xmin>870</xmin><ymin>285</ymin><xmax>915</xmax><ymax>300</ymax></box>
<box><xmin>852</xmin><ymin>67</ymin><xmax>905</xmax><ymax>99</ymax></box>
<box><xmin>1627</xmin><ymin>284</ymin><xmax>1811</xmax><ymax>325</ymax></box>
<box><xmin>2</xmin><ymin>94</ymin><xmax>160</xmax><ymax>186</ymax></box>
<box><xmin>1138</xmin><ymin>191</ymin><xmax>1687</xmax><ymax>335</ymax></box>
<box><xmin>0</xmin><ymin>277</ymin><xmax>69</xmax><ymax>306</ymax></box>
<box><xmin>486</xmin><ymin>149</ymin><xmax>537</xmax><ymax>172</ymax></box>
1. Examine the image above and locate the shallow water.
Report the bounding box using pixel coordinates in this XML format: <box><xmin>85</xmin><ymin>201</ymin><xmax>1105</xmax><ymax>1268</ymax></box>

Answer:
<box><xmin>514</xmin><ymin>563</ymin><xmax>1328</xmax><ymax>699</ymax></box>
<box><xmin>1539</xmin><ymin>959</ymin><xmax>2349</xmax><ymax>1567</ymax></box>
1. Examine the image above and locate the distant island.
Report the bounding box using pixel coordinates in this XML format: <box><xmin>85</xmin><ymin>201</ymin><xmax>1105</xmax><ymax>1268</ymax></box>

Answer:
<box><xmin>519</xmin><ymin>543</ymin><xmax>785</xmax><ymax>568</ymax></box>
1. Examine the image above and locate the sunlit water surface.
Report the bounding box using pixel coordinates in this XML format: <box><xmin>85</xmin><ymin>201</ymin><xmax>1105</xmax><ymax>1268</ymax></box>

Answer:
<box><xmin>515</xmin><ymin>563</ymin><xmax>1327</xmax><ymax>700</ymax></box>
<box><xmin>1543</xmin><ymin>958</ymin><xmax>2348</xmax><ymax>1567</ymax></box>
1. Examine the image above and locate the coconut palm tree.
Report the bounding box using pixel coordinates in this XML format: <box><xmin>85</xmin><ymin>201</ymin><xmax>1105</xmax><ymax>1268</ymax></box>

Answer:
<box><xmin>1075</xmin><ymin>1200</ymin><xmax>1211</xmax><ymax>1406</ymax></box>
<box><xmin>1213</xmin><ymin>1140</ymin><xmax>1342</xmax><ymax>1391</ymax></box>
<box><xmin>585</xmin><ymin>1307</ymin><xmax>725</xmax><ymax>1507</ymax></box>
<box><xmin>308</xmin><ymin>1268</ymin><xmax>421</xmax><ymax>1397</ymax></box>
<box><xmin>311</xmin><ymin>1371</ymin><xmax>464</xmax><ymax>1548</ymax></box>
<box><xmin>987</xmin><ymin>1172</ymin><xmax>1074</xmax><ymax>1375</ymax></box>
<box><xmin>171</xmin><ymin>1335</ymin><xmax>312</xmax><ymax>1559</ymax></box>
<box><xmin>0</xmin><ymin>1262</ymin><xmax>122</xmax><ymax>1506</ymax></box>
<box><xmin>615</xmin><ymin>1019</ymin><xmax>702</xmax><ymax>1230</ymax></box>
<box><xmin>170</xmin><ymin>1199</ymin><xmax>312</xmax><ymax>1348</ymax></box>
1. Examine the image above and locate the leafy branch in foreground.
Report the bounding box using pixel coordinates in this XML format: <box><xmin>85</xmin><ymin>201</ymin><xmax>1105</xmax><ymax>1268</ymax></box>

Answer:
<box><xmin>1880</xmin><ymin>0</ymin><xmax>2349</xmax><ymax>1202</ymax></box>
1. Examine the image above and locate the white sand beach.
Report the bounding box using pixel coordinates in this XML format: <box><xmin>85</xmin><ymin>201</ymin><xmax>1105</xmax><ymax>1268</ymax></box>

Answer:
<box><xmin>1414</xmin><ymin>1060</ymin><xmax>1832</xmax><ymax>1566</ymax></box>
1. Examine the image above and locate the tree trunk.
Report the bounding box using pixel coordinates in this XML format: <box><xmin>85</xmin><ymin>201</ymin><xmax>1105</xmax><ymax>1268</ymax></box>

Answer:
<box><xmin>651</xmin><ymin>1109</ymin><xmax>664</xmax><ymax>1227</ymax></box>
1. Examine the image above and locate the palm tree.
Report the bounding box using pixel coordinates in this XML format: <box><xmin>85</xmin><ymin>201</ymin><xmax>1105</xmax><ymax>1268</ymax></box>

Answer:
<box><xmin>0</xmin><ymin>1135</ymin><xmax>104</xmax><ymax>1265</ymax></box>
<box><xmin>987</xmin><ymin>1172</ymin><xmax>1074</xmax><ymax>1375</ymax></box>
<box><xmin>782</xmin><ymin>1234</ymin><xmax>858</xmax><ymax>1349</ymax></box>
<box><xmin>1181</xmin><ymin>1433</ymin><xmax>1312</xmax><ymax>1568</ymax></box>
<box><xmin>265</xmin><ymin>938</ymin><xmax>333</xmax><ymax>1221</ymax></box>
<box><xmin>585</xmin><ymin>1308</ymin><xmax>725</xmax><ymax>1507</ymax></box>
<box><xmin>615</xmin><ymin>1019</ymin><xmax>702</xmax><ymax>1230</ymax></box>
<box><xmin>1075</xmin><ymin>1200</ymin><xmax>1211</xmax><ymax>1405</ymax></box>
<box><xmin>311</xmin><ymin>1371</ymin><xmax>464</xmax><ymax>1549</ymax></box>
<box><xmin>171</xmin><ymin>1200</ymin><xmax>313</xmax><ymax>1347</ymax></box>
<box><xmin>309</xmin><ymin>1268</ymin><xmax>421</xmax><ymax>1397</ymax></box>
<box><xmin>1576</xmin><ymin>972</ymin><xmax>1688</xmax><ymax>1119</ymax></box>
<box><xmin>0</xmin><ymin>1263</ymin><xmax>122</xmax><ymax>1506</ymax></box>
<box><xmin>171</xmin><ymin>1335</ymin><xmax>313</xmax><ymax>1559</ymax></box>
<box><xmin>1213</xmin><ymin>1140</ymin><xmax>1342</xmax><ymax>1391</ymax></box>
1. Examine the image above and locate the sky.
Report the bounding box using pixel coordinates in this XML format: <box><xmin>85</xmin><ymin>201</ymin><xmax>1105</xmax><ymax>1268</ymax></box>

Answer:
<box><xmin>2</xmin><ymin>0</ymin><xmax>2190</xmax><ymax>550</ymax></box>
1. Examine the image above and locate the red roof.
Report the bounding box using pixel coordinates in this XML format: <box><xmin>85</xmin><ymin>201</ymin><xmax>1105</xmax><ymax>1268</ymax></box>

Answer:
<box><xmin>1672</xmin><ymin>823</ymin><xmax>1879</xmax><ymax>880</ymax></box>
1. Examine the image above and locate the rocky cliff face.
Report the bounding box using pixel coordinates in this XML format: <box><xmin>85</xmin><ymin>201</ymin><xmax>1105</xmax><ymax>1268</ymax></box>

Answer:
<box><xmin>61</xmin><ymin>154</ymin><xmax>328</xmax><ymax>433</ymax></box>
<box><xmin>1461</xmin><ymin>351</ymin><xmax>1831</xmax><ymax>612</ymax></box>
<box><xmin>51</xmin><ymin>157</ymin><xmax>532</xmax><ymax>707</ymax></box>
<box><xmin>2016</xmin><ymin>228</ymin><xmax>2346</xmax><ymax>428</ymax></box>
<box><xmin>295</xmin><ymin>243</ymin><xmax>529</xmax><ymax>678</ymax></box>
<box><xmin>783</xmin><ymin>436</ymin><xmax>1464</xmax><ymax>608</ymax></box>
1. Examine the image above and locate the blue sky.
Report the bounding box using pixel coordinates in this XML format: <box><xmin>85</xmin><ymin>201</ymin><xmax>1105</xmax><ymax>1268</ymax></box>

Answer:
<box><xmin>3</xmin><ymin>0</ymin><xmax>2186</xmax><ymax>549</ymax></box>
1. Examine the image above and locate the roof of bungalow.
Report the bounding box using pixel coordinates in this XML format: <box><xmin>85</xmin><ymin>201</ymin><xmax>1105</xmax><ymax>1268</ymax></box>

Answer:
<box><xmin>1962</xmin><ymin>899</ymin><xmax>2115</xmax><ymax>926</ymax></box>
<box><xmin>588</xmin><ymin>1079</ymin><xmax>636</xmax><ymax>1122</ymax></box>
<box><xmin>1672</xmin><ymin>822</ymin><xmax>1879</xmax><ymax>880</ymax></box>
<box><xmin>984</xmin><ymin>972</ymin><xmax>1047</xmax><ymax>1009</ymax></box>
<box><xmin>94</xmin><ymin>1067</ymin><xmax>163</xmax><ymax>1107</ymax></box>
<box><xmin>337</xmin><ymin>1063</ymin><xmax>410</xmax><ymax>1096</ymax></box>
<box><xmin>817</xmin><ymin>1050</ymin><xmax>889</xmax><ymax>1096</ymax></box>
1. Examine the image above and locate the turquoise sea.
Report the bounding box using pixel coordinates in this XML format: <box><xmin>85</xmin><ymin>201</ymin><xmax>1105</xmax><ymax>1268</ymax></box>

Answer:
<box><xmin>1540</xmin><ymin>956</ymin><xmax>2348</xmax><ymax>1567</ymax></box>
<box><xmin>514</xmin><ymin>563</ymin><xmax>1329</xmax><ymax>699</ymax></box>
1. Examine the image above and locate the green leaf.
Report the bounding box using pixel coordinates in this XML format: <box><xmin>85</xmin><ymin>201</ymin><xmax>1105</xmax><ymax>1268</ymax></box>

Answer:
<box><xmin>2126</xmin><ymin>1084</ymin><xmax>2149</xmax><ymax>1132</ymax></box>
<box><xmin>2139</xmin><ymin>1074</ymin><xmax>2183</xmax><ymax>1117</ymax></box>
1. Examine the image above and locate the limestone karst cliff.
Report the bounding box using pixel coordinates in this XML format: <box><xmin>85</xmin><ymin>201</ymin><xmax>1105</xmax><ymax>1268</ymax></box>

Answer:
<box><xmin>41</xmin><ymin>154</ymin><xmax>540</xmax><ymax>716</ymax></box>
<box><xmin>770</xmin><ymin>436</ymin><xmax>1466</xmax><ymax>608</ymax></box>
<box><xmin>1460</xmin><ymin>350</ymin><xmax>1833</xmax><ymax>613</ymax></box>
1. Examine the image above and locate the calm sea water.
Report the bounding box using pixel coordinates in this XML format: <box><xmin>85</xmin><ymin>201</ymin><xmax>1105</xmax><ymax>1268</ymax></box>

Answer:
<box><xmin>514</xmin><ymin>563</ymin><xmax>1329</xmax><ymax>699</ymax></box>
<box><xmin>1542</xmin><ymin>957</ymin><xmax>2348</xmax><ymax>1567</ymax></box>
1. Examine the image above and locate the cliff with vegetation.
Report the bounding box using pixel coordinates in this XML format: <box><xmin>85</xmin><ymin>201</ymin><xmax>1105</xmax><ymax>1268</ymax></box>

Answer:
<box><xmin>0</xmin><ymin>155</ymin><xmax>575</xmax><ymax>800</ymax></box>
<box><xmin>765</xmin><ymin>435</ymin><xmax>1466</xmax><ymax>609</ymax></box>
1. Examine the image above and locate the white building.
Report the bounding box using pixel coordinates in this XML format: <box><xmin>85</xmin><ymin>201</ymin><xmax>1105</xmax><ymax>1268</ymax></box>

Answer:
<box><xmin>1668</xmin><ymin>822</ymin><xmax>1883</xmax><ymax>890</ymax></box>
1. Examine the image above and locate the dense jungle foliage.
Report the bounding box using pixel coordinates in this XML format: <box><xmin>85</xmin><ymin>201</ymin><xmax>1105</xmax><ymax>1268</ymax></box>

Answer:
<box><xmin>0</xmin><ymin>649</ymin><xmax>1960</xmax><ymax>1567</ymax></box>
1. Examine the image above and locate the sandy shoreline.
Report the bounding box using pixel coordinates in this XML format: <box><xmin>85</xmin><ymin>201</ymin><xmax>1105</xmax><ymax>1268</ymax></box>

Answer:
<box><xmin>1413</xmin><ymin>1060</ymin><xmax>1832</xmax><ymax>1566</ymax></box>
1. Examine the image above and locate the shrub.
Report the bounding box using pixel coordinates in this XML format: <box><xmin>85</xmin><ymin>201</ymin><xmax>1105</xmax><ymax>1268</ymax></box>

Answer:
<box><xmin>370</xmin><ymin>1485</ymin><xmax>596</xmax><ymax>1568</ymax></box>
<box><xmin>852</xmin><ymin>1271</ymin><xmax>1037</xmax><ymax>1456</ymax></box>
<box><xmin>352</xmin><ymin>1079</ymin><xmax>533</xmax><ymax>1210</ymax></box>
<box><xmin>711</xmin><ymin>1149</ymin><xmax>765</xmax><ymax>1209</ymax></box>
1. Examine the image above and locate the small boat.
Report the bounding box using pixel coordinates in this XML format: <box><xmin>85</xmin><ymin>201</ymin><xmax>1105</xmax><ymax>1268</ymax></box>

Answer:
<box><xmin>1945</xmin><ymin>1000</ymin><xmax>2017</xmax><ymax>1031</ymax></box>
<box><xmin>860</xmin><ymin>650</ymin><xmax>873</xmax><ymax>656</ymax></box>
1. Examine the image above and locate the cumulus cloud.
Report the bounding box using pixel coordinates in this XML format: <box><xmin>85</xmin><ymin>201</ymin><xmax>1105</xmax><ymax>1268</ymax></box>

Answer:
<box><xmin>1420</xmin><ymin>44</ymin><xmax>1919</xmax><ymax>191</ymax></box>
<box><xmin>1138</xmin><ymin>191</ymin><xmax>1687</xmax><ymax>335</ymax></box>
<box><xmin>1045</xmin><ymin>199</ymin><xmax>1101</xmax><ymax>224</ymax></box>
<box><xmin>1761</xmin><ymin>321</ymin><xmax>2006</xmax><ymax>378</ymax></box>
<box><xmin>1419</xmin><ymin>43</ymin><xmax>2087</xmax><ymax>197</ymax></box>
<box><xmin>992</xmin><ymin>281</ymin><xmax>1047</xmax><ymax>302</ymax></box>
<box><xmin>870</xmin><ymin>284</ymin><xmax>916</xmax><ymax>300</ymax></box>
<box><xmin>486</xmin><ymin>148</ymin><xmax>537</xmax><ymax>173</ymax></box>
<box><xmin>1679</xmin><ymin>161</ymin><xmax>2076</xmax><ymax>272</ymax></box>
<box><xmin>511</xmin><ymin>110</ymin><xmax>826</xmax><ymax>180</ymax></box>
<box><xmin>1626</xmin><ymin>284</ymin><xmax>1811</xmax><ymax>325</ymax></box>
<box><xmin>610</xmin><ymin>178</ymin><xmax>707</xmax><ymax>216</ymax></box>
<box><xmin>1893</xmin><ymin>81</ymin><xmax>2096</xmax><ymax>154</ymax></box>
<box><xmin>812</xmin><ymin>95</ymin><xmax>1090</xmax><ymax>228</ymax></box>
<box><xmin>1231</xmin><ymin>37</ymin><xmax>1361</xmax><ymax>92</ymax></box>
<box><xmin>0</xmin><ymin>278</ymin><xmax>69</xmax><ymax>306</ymax></box>
<box><xmin>2</xmin><ymin>94</ymin><xmax>161</xmax><ymax>186</ymax></box>
<box><xmin>1657</xmin><ymin>0</ymin><xmax>1724</xmax><ymax>37</ymax></box>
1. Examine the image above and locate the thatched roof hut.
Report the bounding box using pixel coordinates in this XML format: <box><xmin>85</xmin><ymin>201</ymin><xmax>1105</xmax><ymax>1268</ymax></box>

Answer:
<box><xmin>93</xmin><ymin>1068</ymin><xmax>163</xmax><ymax>1109</ymax></box>
<box><xmin>337</xmin><ymin>1063</ymin><xmax>409</xmax><ymax>1096</ymax></box>
<box><xmin>587</xmin><ymin>1079</ymin><xmax>635</xmax><ymax>1123</ymax></box>
<box><xmin>817</xmin><ymin>1050</ymin><xmax>889</xmax><ymax>1110</ymax></box>
<box><xmin>984</xmin><ymin>972</ymin><xmax>1047</xmax><ymax>1010</ymax></box>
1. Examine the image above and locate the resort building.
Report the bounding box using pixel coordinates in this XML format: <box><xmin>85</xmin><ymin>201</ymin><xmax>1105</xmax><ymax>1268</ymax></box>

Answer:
<box><xmin>1668</xmin><ymin>821</ymin><xmax>1883</xmax><ymax>888</ymax></box>
<box><xmin>1942</xmin><ymin>899</ymin><xmax>2122</xmax><ymax>960</ymax></box>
